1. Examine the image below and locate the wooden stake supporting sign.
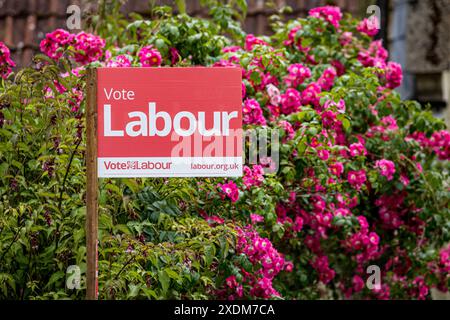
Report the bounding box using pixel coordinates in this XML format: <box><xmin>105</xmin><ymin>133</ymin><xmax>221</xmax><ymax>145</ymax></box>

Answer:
<box><xmin>86</xmin><ymin>68</ymin><xmax>98</xmax><ymax>300</ymax></box>
<box><xmin>85</xmin><ymin>67</ymin><xmax>242</xmax><ymax>299</ymax></box>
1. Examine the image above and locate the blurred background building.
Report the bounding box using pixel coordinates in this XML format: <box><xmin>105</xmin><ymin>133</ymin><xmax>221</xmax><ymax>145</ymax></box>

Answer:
<box><xmin>1</xmin><ymin>0</ymin><xmax>449</xmax><ymax>125</ymax></box>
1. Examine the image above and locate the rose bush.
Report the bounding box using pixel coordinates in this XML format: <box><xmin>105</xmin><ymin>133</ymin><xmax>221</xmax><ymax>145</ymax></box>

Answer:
<box><xmin>0</xmin><ymin>1</ymin><xmax>448</xmax><ymax>300</ymax></box>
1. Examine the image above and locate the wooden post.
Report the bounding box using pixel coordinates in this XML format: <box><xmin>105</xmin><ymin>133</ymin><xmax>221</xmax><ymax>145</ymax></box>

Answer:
<box><xmin>86</xmin><ymin>68</ymin><xmax>98</xmax><ymax>300</ymax></box>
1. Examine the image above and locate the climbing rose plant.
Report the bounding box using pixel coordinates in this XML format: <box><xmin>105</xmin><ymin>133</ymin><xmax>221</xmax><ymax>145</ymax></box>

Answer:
<box><xmin>0</xmin><ymin>2</ymin><xmax>448</xmax><ymax>300</ymax></box>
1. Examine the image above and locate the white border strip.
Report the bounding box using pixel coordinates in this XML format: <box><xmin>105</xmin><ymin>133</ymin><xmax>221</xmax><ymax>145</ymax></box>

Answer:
<box><xmin>98</xmin><ymin>157</ymin><xmax>242</xmax><ymax>177</ymax></box>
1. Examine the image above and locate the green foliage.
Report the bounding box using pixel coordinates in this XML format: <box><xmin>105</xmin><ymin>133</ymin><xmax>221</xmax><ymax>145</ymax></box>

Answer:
<box><xmin>99</xmin><ymin>213</ymin><xmax>237</xmax><ymax>299</ymax></box>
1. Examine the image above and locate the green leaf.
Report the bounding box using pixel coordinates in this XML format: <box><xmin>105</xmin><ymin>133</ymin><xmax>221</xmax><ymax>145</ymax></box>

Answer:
<box><xmin>158</xmin><ymin>270</ymin><xmax>170</xmax><ymax>295</ymax></box>
<box><xmin>204</xmin><ymin>245</ymin><xmax>215</xmax><ymax>267</ymax></box>
<box><xmin>175</xmin><ymin>0</ymin><xmax>186</xmax><ymax>14</ymax></box>
<box><xmin>45</xmin><ymin>271</ymin><xmax>65</xmax><ymax>289</ymax></box>
<box><xmin>165</xmin><ymin>268</ymin><xmax>180</xmax><ymax>280</ymax></box>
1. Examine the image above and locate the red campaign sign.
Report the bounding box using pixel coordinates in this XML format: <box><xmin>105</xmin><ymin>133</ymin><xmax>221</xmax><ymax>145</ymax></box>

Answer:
<box><xmin>96</xmin><ymin>67</ymin><xmax>243</xmax><ymax>177</ymax></box>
